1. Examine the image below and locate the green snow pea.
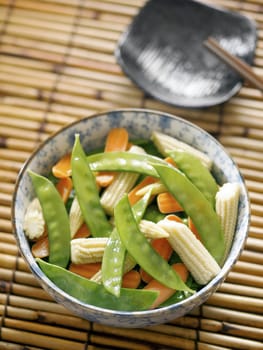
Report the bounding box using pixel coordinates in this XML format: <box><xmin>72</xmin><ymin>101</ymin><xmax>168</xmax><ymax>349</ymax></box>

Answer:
<box><xmin>153</xmin><ymin>164</ymin><xmax>224</xmax><ymax>265</ymax></box>
<box><xmin>71</xmin><ymin>134</ymin><xmax>112</xmax><ymax>237</ymax></box>
<box><xmin>114</xmin><ymin>195</ymin><xmax>193</xmax><ymax>293</ymax></box>
<box><xmin>86</xmin><ymin>151</ymin><xmax>168</xmax><ymax>178</ymax></box>
<box><xmin>28</xmin><ymin>170</ymin><xmax>70</xmax><ymax>268</ymax></box>
<box><xmin>102</xmin><ymin>191</ymin><xmax>152</xmax><ymax>297</ymax></box>
<box><xmin>101</xmin><ymin>227</ymin><xmax>126</xmax><ymax>297</ymax></box>
<box><xmin>132</xmin><ymin>190</ymin><xmax>153</xmax><ymax>222</ymax></box>
<box><xmin>169</xmin><ymin>150</ymin><xmax>218</xmax><ymax>207</ymax></box>
<box><xmin>159</xmin><ymin>290</ymin><xmax>191</xmax><ymax>308</ymax></box>
<box><xmin>159</xmin><ymin>276</ymin><xmax>200</xmax><ymax>308</ymax></box>
<box><xmin>37</xmin><ymin>259</ymin><xmax>158</xmax><ymax>311</ymax></box>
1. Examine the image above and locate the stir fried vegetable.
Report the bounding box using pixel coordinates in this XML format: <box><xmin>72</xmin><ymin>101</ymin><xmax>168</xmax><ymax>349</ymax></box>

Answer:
<box><xmin>24</xmin><ymin>128</ymin><xmax>240</xmax><ymax>311</ymax></box>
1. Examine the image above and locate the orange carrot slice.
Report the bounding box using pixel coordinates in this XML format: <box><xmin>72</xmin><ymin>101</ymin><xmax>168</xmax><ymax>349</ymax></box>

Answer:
<box><xmin>152</xmin><ymin>238</ymin><xmax>173</xmax><ymax>261</ymax></box>
<box><xmin>144</xmin><ymin>263</ymin><xmax>189</xmax><ymax>309</ymax></box>
<box><xmin>96</xmin><ymin>128</ymin><xmax>129</xmax><ymax>187</ymax></box>
<box><xmin>188</xmin><ymin>217</ymin><xmax>202</xmax><ymax>241</ymax></box>
<box><xmin>69</xmin><ymin>262</ymin><xmax>101</xmax><ymax>279</ymax></box>
<box><xmin>157</xmin><ymin>192</ymin><xmax>183</xmax><ymax>214</ymax></box>
<box><xmin>104</xmin><ymin>127</ymin><xmax>129</xmax><ymax>152</ymax></box>
<box><xmin>140</xmin><ymin>267</ymin><xmax>153</xmax><ymax>284</ymax></box>
<box><xmin>56</xmin><ymin>177</ymin><xmax>73</xmax><ymax>203</ymax></box>
<box><xmin>122</xmin><ymin>270</ymin><xmax>141</xmax><ymax>289</ymax></box>
<box><xmin>128</xmin><ymin>176</ymin><xmax>157</xmax><ymax>205</ymax></box>
<box><xmin>140</xmin><ymin>238</ymin><xmax>173</xmax><ymax>283</ymax></box>
<box><xmin>73</xmin><ymin>222</ymin><xmax>91</xmax><ymax>239</ymax></box>
<box><xmin>52</xmin><ymin>153</ymin><xmax>71</xmax><ymax>178</ymax></box>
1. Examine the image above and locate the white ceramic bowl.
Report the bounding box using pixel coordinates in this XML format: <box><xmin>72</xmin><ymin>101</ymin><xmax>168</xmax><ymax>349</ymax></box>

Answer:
<box><xmin>12</xmin><ymin>109</ymin><xmax>250</xmax><ymax>328</ymax></box>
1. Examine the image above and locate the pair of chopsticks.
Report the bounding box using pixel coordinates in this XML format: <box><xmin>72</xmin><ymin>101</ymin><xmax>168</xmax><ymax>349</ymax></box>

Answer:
<box><xmin>204</xmin><ymin>37</ymin><xmax>263</xmax><ymax>92</ymax></box>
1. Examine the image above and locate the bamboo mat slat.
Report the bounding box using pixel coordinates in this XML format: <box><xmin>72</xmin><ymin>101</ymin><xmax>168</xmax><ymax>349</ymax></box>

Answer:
<box><xmin>1</xmin><ymin>0</ymin><xmax>263</xmax><ymax>349</ymax></box>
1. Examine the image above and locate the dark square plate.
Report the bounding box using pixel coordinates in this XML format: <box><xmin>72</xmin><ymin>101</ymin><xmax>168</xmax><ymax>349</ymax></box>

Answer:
<box><xmin>115</xmin><ymin>0</ymin><xmax>257</xmax><ymax>108</ymax></box>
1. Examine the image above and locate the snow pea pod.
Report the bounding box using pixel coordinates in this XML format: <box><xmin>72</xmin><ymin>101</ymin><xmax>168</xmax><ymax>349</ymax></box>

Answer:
<box><xmin>153</xmin><ymin>164</ymin><xmax>224</xmax><ymax>265</ymax></box>
<box><xmin>37</xmin><ymin>259</ymin><xmax>158</xmax><ymax>311</ymax></box>
<box><xmin>101</xmin><ymin>228</ymin><xmax>126</xmax><ymax>297</ymax></box>
<box><xmin>28</xmin><ymin>170</ymin><xmax>70</xmax><ymax>268</ymax></box>
<box><xmin>114</xmin><ymin>195</ymin><xmax>193</xmax><ymax>292</ymax></box>
<box><xmin>132</xmin><ymin>190</ymin><xmax>153</xmax><ymax>222</ymax></box>
<box><xmin>159</xmin><ymin>290</ymin><xmax>192</xmax><ymax>307</ymax></box>
<box><xmin>169</xmin><ymin>150</ymin><xmax>218</xmax><ymax>207</ymax></box>
<box><xmin>86</xmin><ymin>152</ymin><xmax>168</xmax><ymax>177</ymax></box>
<box><xmin>102</xmin><ymin>191</ymin><xmax>152</xmax><ymax>297</ymax></box>
<box><xmin>159</xmin><ymin>276</ymin><xmax>200</xmax><ymax>307</ymax></box>
<box><xmin>71</xmin><ymin>134</ymin><xmax>112</xmax><ymax>237</ymax></box>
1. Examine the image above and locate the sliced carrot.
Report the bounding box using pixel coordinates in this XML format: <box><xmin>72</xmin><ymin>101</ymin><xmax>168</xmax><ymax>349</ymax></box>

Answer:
<box><xmin>151</xmin><ymin>238</ymin><xmax>173</xmax><ymax>261</ymax></box>
<box><xmin>52</xmin><ymin>153</ymin><xmax>71</xmax><ymax>178</ymax></box>
<box><xmin>69</xmin><ymin>262</ymin><xmax>101</xmax><ymax>279</ymax></box>
<box><xmin>188</xmin><ymin>217</ymin><xmax>202</xmax><ymax>241</ymax></box>
<box><xmin>122</xmin><ymin>269</ymin><xmax>141</xmax><ymax>289</ymax></box>
<box><xmin>173</xmin><ymin>263</ymin><xmax>189</xmax><ymax>284</ymax></box>
<box><xmin>73</xmin><ymin>222</ymin><xmax>91</xmax><ymax>239</ymax></box>
<box><xmin>165</xmin><ymin>214</ymin><xmax>183</xmax><ymax>223</ymax></box>
<box><xmin>32</xmin><ymin>233</ymin><xmax>49</xmax><ymax>258</ymax></box>
<box><xmin>140</xmin><ymin>267</ymin><xmax>153</xmax><ymax>284</ymax></box>
<box><xmin>157</xmin><ymin>192</ymin><xmax>183</xmax><ymax>214</ymax></box>
<box><xmin>144</xmin><ymin>263</ymin><xmax>189</xmax><ymax>309</ymax></box>
<box><xmin>104</xmin><ymin>127</ymin><xmax>129</xmax><ymax>152</ymax></box>
<box><xmin>128</xmin><ymin>176</ymin><xmax>157</xmax><ymax>205</ymax></box>
<box><xmin>140</xmin><ymin>238</ymin><xmax>173</xmax><ymax>283</ymax></box>
<box><xmin>96</xmin><ymin>128</ymin><xmax>129</xmax><ymax>187</ymax></box>
<box><xmin>56</xmin><ymin>177</ymin><xmax>73</xmax><ymax>203</ymax></box>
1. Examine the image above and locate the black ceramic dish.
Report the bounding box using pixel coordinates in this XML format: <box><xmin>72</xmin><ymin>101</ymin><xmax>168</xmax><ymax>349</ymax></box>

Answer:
<box><xmin>116</xmin><ymin>0</ymin><xmax>257</xmax><ymax>108</ymax></box>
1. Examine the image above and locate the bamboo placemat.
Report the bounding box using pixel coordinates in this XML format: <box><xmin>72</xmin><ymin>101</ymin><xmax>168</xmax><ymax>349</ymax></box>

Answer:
<box><xmin>0</xmin><ymin>0</ymin><xmax>262</xmax><ymax>349</ymax></box>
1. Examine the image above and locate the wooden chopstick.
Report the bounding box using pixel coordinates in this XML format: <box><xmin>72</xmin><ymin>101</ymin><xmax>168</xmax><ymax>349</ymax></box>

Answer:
<box><xmin>204</xmin><ymin>37</ymin><xmax>263</xmax><ymax>92</ymax></box>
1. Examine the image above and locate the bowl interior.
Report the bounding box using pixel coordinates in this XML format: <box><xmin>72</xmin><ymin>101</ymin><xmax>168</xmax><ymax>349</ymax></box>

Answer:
<box><xmin>116</xmin><ymin>0</ymin><xmax>257</xmax><ymax>108</ymax></box>
<box><xmin>12</xmin><ymin>109</ymin><xmax>250</xmax><ymax>327</ymax></box>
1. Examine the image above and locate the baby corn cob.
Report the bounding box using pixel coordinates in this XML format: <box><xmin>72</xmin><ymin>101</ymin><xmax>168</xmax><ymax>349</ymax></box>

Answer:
<box><xmin>23</xmin><ymin>198</ymin><xmax>45</xmax><ymax>240</ymax></box>
<box><xmin>151</xmin><ymin>131</ymin><xmax>212</xmax><ymax>169</ymax></box>
<box><xmin>215</xmin><ymin>182</ymin><xmax>240</xmax><ymax>263</ymax></box>
<box><xmin>71</xmin><ymin>237</ymin><xmax>108</xmax><ymax>264</ymax></box>
<box><xmin>100</xmin><ymin>145</ymin><xmax>145</xmax><ymax>216</ymax></box>
<box><xmin>69</xmin><ymin>196</ymin><xmax>84</xmax><ymax>238</ymax></box>
<box><xmin>158</xmin><ymin>220</ymin><xmax>221</xmax><ymax>285</ymax></box>
<box><xmin>139</xmin><ymin>220</ymin><xmax>169</xmax><ymax>239</ymax></box>
<box><xmin>91</xmin><ymin>253</ymin><xmax>136</xmax><ymax>283</ymax></box>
